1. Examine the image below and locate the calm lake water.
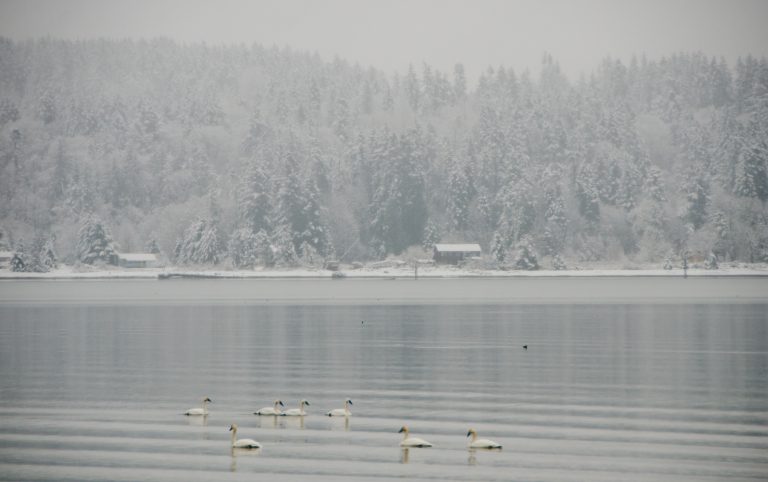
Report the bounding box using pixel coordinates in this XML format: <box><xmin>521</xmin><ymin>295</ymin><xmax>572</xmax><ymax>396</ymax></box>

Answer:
<box><xmin>0</xmin><ymin>279</ymin><xmax>767</xmax><ymax>481</ymax></box>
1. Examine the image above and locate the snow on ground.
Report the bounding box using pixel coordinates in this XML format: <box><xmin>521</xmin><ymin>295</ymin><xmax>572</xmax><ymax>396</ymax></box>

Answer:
<box><xmin>1</xmin><ymin>262</ymin><xmax>767</xmax><ymax>279</ymax></box>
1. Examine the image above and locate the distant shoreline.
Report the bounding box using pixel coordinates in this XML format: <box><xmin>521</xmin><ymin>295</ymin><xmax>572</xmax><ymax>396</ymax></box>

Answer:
<box><xmin>1</xmin><ymin>265</ymin><xmax>767</xmax><ymax>280</ymax></box>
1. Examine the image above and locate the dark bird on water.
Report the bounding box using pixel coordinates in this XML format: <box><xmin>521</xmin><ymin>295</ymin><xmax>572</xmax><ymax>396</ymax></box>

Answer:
<box><xmin>523</xmin><ymin>345</ymin><xmax>528</xmax><ymax>350</ymax></box>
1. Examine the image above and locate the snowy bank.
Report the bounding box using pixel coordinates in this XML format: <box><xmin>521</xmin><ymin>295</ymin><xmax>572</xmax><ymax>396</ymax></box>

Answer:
<box><xmin>1</xmin><ymin>263</ymin><xmax>767</xmax><ymax>279</ymax></box>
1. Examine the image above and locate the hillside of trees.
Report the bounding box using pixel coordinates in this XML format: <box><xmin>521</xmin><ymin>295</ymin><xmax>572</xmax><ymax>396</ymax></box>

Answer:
<box><xmin>0</xmin><ymin>38</ymin><xmax>766</xmax><ymax>270</ymax></box>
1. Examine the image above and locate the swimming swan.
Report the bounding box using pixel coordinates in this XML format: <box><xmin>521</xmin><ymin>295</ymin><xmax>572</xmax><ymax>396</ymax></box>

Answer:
<box><xmin>229</xmin><ymin>424</ymin><xmax>261</xmax><ymax>449</ymax></box>
<box><xmin>283</xmin><ymin>400</ymin><xmax>310</xmax><ymax>416</ymax></box>
<box><xmin>255</xmin><ymin>400</ymin><xmax>284</xmax><ymax>415</ymax></box>
<box><xmin>399</xmin><ymin>425</ymin><xmax>432</xmax><ymax>447</ymax></box>
<box><xmin>185</xmin><ymin>397</ymin><xmax>211</xmax><ymax>416</ymax></box>
<box><xmin>326</xmin><ymin>399</ymin><xmax>353</xmax><ymax>417</ymax></box>
<box><xmin>466</xmin><ymin>428</ymin><xmax>502</xmax><ymax>449</ymax></box>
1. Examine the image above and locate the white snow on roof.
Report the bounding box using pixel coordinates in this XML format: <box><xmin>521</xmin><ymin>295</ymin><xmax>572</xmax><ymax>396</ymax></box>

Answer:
<box><xmin>434</xmin><ymin>244</ymin><xmax>482</xmax><ymax>252</ymax></box>
<box><xmin>118</xmin><ymin>253</ymin><xmax>157</xmax><ymax>262</ymax></box>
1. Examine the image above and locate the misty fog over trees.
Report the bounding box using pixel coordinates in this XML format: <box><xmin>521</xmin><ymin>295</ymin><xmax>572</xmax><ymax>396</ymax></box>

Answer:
<box><xmin>0</xmin><ymin>38</ymin><xmax>766</xmax><ymax>269</ymax></box>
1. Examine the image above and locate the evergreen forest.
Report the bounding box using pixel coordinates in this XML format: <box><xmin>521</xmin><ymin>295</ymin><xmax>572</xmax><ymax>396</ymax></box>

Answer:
<box><xmin>0</xmin><ymin>38</ymin><xmax>766</xmax><ymax>269</ymax></box>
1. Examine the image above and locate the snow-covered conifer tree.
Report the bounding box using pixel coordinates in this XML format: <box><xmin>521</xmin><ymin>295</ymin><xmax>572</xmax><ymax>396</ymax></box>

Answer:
<box><xmin>575</xmin><ymin>161</ymin><xmax>601</xmax><ymax>227</ymax></box>
<box><xmin>513</xmin><ymin>237</ymin><xmax>539</xmax><ymax>270</ymax></box>
<box><xmin>542</xmin><ymin>183</ymin><xmax>567</xmax><ymax>255</ymax></box>
<box><xmin>705</xmin><ymin>252</ymin><xmax>719</xmax><ymax>269</ymax></box>
<box><xmin>446</xmin><ymin>162</ymin><xmax>474</xmax><ymax>232</ymax></box>
<box><xmin>552</xmin><ymin>253</ymin><xmax>567</xmax><ymax>270</ymax></box>
<box><xmin>421</xmin><ymin>220</ymin><xmax>440</xmax><ymax>252</ymax></box>
<box><xmin>683</xmin><ymin>171</ymin><xmax>710</xmax><ymax>230</ymax></box>
<box><xmin>405</xmin><ymin>64</ymin><xmax>420</xmax><ymax>111</ymax></box>
<box><xmin>39</xmin><ymin>236</ymin><xmax>57</xmax><ymax>271</ymax></box>
<box><xmin>491</xmin><ymin>231</ymin><xmax>506</xmax><ymax>264</ymax></box>
<box><xmin>272</xmin><ymin>225</ymin><xmax>298</xmax><ymax>267</ymax></box>
<box><xmin>299</xmin><ymin>241</ymin><xmax>320</xmax><ymax>267</ymax></box>
<box><xmin>228</xmin><ymin>228</ymin><xmax>258</xmax><ymax>269</ymax></box>
<box><xmin>253</xmin><ymin>229</ymin><xmax>273</xmax><ymax>267</ymax></box>
<box><xmin>175</xmin><ymin>219</ymin><xmax>221</xmax><ymax>265</ymax></box>
<box><xmin>27</xmin><ymin>235</ymin><xmax>56</xmax><ymax>272</ymax></box>
<box><xmin>196</xmin><ymin>222</ymin><xmax>221</xmax><ymax>265</ymax></box>
<box><xmin>239</xmin><ymin>164</ymin><xmax>272</xmax><ymax>233</ymax></box>
<box><xmin>145</xmin><ymin>238</ymin><xmax>161</xmax><ymax>255</ymax></box>
<box><xmin>299</xmin><ymin>179</ymin><xmax>332</xmax><ymax>257</ymax></box>
<box><xmin>497</xmin><ymin>183</ymin><xmax>536</xmax><ymax>247</ymax></box>
<box><xmin>10</xmin><ymin>241</ymin><xmax>28</xmax><ymax>272</ymax></box>
<box><xmin>734</xmin><ymin>134</ymin><xmax>768</xmax><ymax>202</ymax></box>
<box><xmin>663</xmin><ymin>255</ymin><xmax>674</xmax><ymax>270</ymax></box>
<box><xmin>76</xmin><ymin>215</ymin><xmax>117</xmax><ymax>265</ymax></box>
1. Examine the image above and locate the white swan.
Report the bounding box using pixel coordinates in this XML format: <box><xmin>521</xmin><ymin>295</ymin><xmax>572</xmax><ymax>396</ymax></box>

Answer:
<box><xmin>229</xmin><ymin>424</ymin><xmax>261</xmax><ymax>449</ymax></box>
<box><xmin>185</xmin><ymin>397</ymin><xmax>211</xmax><ymax>416</ymax></box>
<box><xmin>467</xmin><ymin>428</ymin><xmax>502</xmax><ymax>449</ymax></box>
<box><xmin>283</xmin><ymin>400</ymin><xmax>310</xmax><ymax>416</ymax></box>
<box><xmin>326</xmin><ymin>399</ymin><xmax>353</xmax><ymax>417</ymax></box>
<box><xmin>254</xmin><ymin>400</ymin><xmax>284</xmax><ymax>415</ymax></box>
<box><xmin>399</xmin><ymin>425</ymin><xmax>432</xmax><ymax>447</ymax></box>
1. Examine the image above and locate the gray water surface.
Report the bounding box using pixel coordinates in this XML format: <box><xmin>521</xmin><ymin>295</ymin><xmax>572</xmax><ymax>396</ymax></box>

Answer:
<box><xmin>0</xmin><ymin>280</ymin><xmax>767</xmax><ymax>481</ymax></box>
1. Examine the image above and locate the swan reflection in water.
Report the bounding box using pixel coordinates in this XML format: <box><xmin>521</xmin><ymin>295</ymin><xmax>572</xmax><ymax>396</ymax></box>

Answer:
<box><xmin>254</xmin><ymin>414</ymin><xmax>283</xmax><ymax>429</ymax></box>
<box><xmin>400</xmin><ymin>447</ymin><xmax>410</xmax><ymax>464</ymax></box>
<box><xmin>187</xmin><ymin>415</ymin><xmax>208</xmax><ymax>427</ymax></box>
<box><xmin>467</xmin><ymin>447</ymin><xmax>503</xmax><ymax>466</ymax></box>
<box><xmin>467</xmin><ymin>450</ymin><xmax>477</xmax><ymax>465</ymax></box>
<box><xmin>284</xmin><ymin>415</ymin><xmax>306</xmax><ymax>430</ymax></box>
<box><xmin>185</xmin><ymin>414</ymin><xmax>208</xmax><ymax>427</ymax></box>
<box><xmin>230</xmin><ymin>446</ymin><xmax>261</xmax><ymax>472</ymax></box>
<box><xmin>328</xmin><ymin>416</ymin><xmax>350</xmax><ymax>431</ymax></box>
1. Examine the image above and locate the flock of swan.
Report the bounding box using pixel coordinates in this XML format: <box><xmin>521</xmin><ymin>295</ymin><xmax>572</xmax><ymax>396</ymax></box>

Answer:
<box><xmin>185</xmin><ymin>397</ymin><xmax>502</xmax><ymax>450</ymax></box>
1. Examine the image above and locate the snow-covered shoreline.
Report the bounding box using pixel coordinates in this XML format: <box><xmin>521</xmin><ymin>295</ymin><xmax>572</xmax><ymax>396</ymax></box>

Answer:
<box><xmin>2</xmin><ymin>263</ymin><xmax>767</xmax><ymax>280</ymax></box>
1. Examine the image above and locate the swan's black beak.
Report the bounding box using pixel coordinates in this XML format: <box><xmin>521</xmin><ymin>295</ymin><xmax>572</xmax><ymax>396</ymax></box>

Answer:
<box><xmin>305</xmin><ymin>401</ymin><xmax>310</xmax><ymax>406</ymax></box>
<box><xmin>205</xmin><ymin>398</ymin><xmax>212</xmax><ymax>403</ymax></box>
<box><xmin>398</xmin><ymin>427</ymin><xmax>405</xmax><ymax>433</ymax></box>
<box><xmin>279</xmin><ymin>400</ymin><xmax>284</xmax><ymax>407</ymax></box>
<box><xmin>228</xmin><ymin>425</ymin><xmax>233</xmax><ymax>431</ymax></box>
<box><xmin>466</xmin><ymin>431</ymin><xmax>472</xmax><ymax>437</ymax></box>
<box><xmin>348</xmin><ymin>400</ymin><xmax>353</xmax><ymax>405</ymax></box>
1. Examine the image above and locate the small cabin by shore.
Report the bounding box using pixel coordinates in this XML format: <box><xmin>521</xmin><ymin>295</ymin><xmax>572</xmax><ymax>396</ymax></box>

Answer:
<box><xmin>433</xmin><ymin>244</ymin><xmax>482</xmax><ymax>265</ymax></box>
<box><xmin>116</xmin><ymin>253</ymin><xmax>158</xmax><ymax>268</ymax></box>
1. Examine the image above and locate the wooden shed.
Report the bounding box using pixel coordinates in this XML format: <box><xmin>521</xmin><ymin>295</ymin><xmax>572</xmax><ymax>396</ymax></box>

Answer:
<box><xmin>117</xmin><ymin>253</ymin><xmax>158</xmax><ymax>268</ymax></box>
<box><xmin>432</xmin><ymin>244</ymin><xmax>482</xmax><ymax>265</ymax></box>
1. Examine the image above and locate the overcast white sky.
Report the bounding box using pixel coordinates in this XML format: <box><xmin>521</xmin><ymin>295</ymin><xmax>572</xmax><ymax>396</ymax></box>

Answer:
<box><xmin>1</xmin><ymin>0</ymin><xmax>767</xmax><ymax>81</ymax></box>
